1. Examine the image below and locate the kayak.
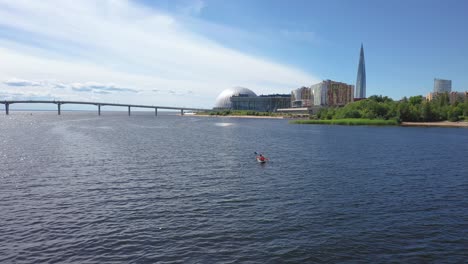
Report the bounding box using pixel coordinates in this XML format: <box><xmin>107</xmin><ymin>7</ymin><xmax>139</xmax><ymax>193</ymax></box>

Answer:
<box><xmin>256</xmin><ymin>157</ymin><xmax>267</xmax><ymax>163</ymax></box>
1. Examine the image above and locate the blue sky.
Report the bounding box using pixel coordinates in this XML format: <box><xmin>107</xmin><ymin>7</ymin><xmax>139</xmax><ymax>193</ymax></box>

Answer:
<box><xmin>1</xmin><ymin>0</ymin><xmax>467</xmax><ymax>108</ymax></box>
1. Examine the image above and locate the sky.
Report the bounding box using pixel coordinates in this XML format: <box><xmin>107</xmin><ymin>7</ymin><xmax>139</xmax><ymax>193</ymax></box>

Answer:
<box><xmin>1</xmin><ymin>0</ymin><xmax>468</xmax><ymax>109</ymax></box>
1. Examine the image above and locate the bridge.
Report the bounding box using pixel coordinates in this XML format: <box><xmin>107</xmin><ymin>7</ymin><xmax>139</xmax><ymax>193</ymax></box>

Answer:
<box><xmin>1</xmin><ymin>100</ymin><xmax>210</xmax><ymax>116</ymax></box>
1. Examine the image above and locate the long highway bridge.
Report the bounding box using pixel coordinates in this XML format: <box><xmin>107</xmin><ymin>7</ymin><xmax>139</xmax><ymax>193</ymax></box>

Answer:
<box><xmin>0</xmin><ymin>100</ymin><xmax>210</xmax><ymax>116</ymax></box>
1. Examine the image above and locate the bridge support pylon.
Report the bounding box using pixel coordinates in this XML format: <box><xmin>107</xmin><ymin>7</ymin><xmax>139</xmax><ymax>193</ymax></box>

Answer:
<box><xmin>58</xmin><ymin>103</ymin><xmax>61</xmax><ymax>115</ymax></box>
<box><xmin>180</xmin><ymin>109</ymin><xmax>184</xmax><ymax>116</ymax></box>
<box><xmin>5</xmin><ymin>103</ymin><xmax>9</xmax><ymax>115</ymax></box>
<box><xmin>128</xmin><ymin>106</ymin><xmax>131</xmax><ymax>116</ymax></box>
<box><xmin>98</xmin><ymin>104</ymin><xmax>101</xmax><ymax>116</ymax></box>
<box><xmin>155</xmin><ymin>108</ymin><xmax>158</xmax><ymax>116</ymax></box>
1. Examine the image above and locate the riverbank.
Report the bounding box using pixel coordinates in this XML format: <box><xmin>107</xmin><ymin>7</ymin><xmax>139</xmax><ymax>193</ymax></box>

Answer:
<box><xmin>401</xmin><ymin>121</ymin><xmax>468</xmax><ymax>127</ymax></box>
<box><xmin>192</xmin><ymin>114</ymin><xmax>468</xmax><ymax>126</ymax></box>
<box><xmin>193</xmin><ymin>114</ymin><xmax>286</xmax><ymax>119</ymax></box>
<box><xmin>290</xmin><ymin>118</ymin><xmax>468</xmax><ymax>127</ymax></box>
<box><xmin>290</xmin><ymin>119</ymin><xmax>398</xmax><ymax>126</ymax></box>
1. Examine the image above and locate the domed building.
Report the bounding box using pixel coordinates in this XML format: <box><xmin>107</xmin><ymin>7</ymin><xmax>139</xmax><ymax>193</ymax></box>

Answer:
<box><xmin>213</xmin><ymin>87</ymin><xmax>291</xmax><ymax>112</ymax></box>
<box><xmin>214</xmin><ymin>87</ymin><xmax>257</xmax><ymax>109</ymax></box>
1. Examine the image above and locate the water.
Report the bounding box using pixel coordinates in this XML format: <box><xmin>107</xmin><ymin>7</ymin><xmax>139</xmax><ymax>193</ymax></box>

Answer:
<box><xmin>1</xmin><ymin>112</ymin><xmax>467</xmax><ymax>263</ymax></box>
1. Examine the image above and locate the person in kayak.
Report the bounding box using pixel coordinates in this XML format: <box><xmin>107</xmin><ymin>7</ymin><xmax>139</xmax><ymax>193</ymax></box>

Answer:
<box><xmin>258</xmin><ymin>154</ymin><xmax>266</xmax><ymax>162</ymax></box>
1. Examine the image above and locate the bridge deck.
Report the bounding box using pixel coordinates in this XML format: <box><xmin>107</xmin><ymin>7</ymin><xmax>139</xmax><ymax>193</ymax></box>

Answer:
<box><xmin>1</xmin><ymin>100</ymin><xmax>210</xmax><ymax>115</ymax></box>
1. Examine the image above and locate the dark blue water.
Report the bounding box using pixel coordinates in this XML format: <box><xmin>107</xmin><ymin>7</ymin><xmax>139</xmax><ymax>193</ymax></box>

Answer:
<box><xmin>1</xmin><ymin>112</ymin><xmax>467</xmax><ymax>263</ymax></box>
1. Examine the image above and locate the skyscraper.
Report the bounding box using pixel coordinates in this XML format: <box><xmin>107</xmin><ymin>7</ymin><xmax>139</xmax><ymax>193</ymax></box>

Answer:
<box><xmin>355</xmin><ymin>44</ymin><xmax>366</xmax><ymax>98</ymax></box>
<box><xmin>433</xmin><ymin>78</ymin><xmax>452</xmax><ymax>93</ymax></box>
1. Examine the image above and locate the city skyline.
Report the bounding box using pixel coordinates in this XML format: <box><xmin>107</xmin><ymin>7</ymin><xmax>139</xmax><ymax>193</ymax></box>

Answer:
<box><xmin>1</xmin><ymin>0</ymin><xmax>468</xmax><ymax>109</ymax></box>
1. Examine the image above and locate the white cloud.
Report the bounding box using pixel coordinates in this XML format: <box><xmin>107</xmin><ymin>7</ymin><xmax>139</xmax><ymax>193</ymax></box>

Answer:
<box><xmin>0</xmin><ymin>0</ymin><xmax>318</xmax><ymax>108</ymax></box>
<box><xmin>70</xmin><ymin>82</ymin><xmax>139</xmax><ymax>93</ymax></box>
<box><xmin>4</xmin><ymin>78</ymin><xmax>41</xmax><ymax>87</ymax></box>
<box><xmin>0</xmin><ymin>91</ymin><xmax>56</xmax><ymax>101</ymax></box>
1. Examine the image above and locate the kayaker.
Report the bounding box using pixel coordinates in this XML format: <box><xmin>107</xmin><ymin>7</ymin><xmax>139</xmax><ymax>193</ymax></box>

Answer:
<box><xmin>258</xmin><ymin>154</ymin><xmax>266</xmax><ymax>162</ymax></box>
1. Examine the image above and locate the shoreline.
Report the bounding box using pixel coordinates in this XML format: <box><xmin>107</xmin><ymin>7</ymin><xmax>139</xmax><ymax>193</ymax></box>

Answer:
<box><xmin>290</xmin><ymin>118</ymin><xmax>398</xmax><ymax>126</ymax></box>
<box><xmin>400</xmin><ymin>121</ymin><xmax>468</xmax><ymax>128</ymax></box>
<box><xmin>192</xmin><ymin>114</ymin><xmax>286</xmax><ymax>119</ymax></box>
<box><xmin>192</xmin><ymin>115</ymin><xmax>468</xmax><ymax>126</ymax></box>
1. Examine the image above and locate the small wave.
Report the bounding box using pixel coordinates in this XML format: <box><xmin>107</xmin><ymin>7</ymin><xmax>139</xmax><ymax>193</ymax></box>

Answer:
<box><xmin>215</xmin><ymin>123</ymin><xmax>234</xmax><ymax>127</ymax></box>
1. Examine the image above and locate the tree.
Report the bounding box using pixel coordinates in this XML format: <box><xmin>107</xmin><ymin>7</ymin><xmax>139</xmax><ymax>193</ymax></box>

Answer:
<box><xmin>421</xmin><ymin>101</ymin><xmax>434</xmax><ymax>121</ymax></box>
<box><xmin>409</xmin><ymin>95</ymin><xmax>423</xmax><ymax>106</ymax></box>
<box><xmin>447</xmin><ymin>107</ymin><xmax>462</xmax><ymax>121</ymax></box>
<box><xmin>463</xmin><ymin>101</ymin><xmax>468</xmax><ymax>117</ymax></box>
<box><xmin>436</xmin><ymin>92</ymin><xmax>450</xmax><ymax>107</ymax></box>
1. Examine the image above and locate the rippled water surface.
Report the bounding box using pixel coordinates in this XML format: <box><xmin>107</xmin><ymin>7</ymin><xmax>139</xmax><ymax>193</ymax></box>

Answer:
<box><xmin>1</xmin><ymin>112</ymin><xmax>467</xmax><ymax>263</ymax></box>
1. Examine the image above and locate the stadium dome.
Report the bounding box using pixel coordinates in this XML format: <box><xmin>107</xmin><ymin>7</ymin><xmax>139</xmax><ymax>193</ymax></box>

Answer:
<box><xmin>214</xmin><ymin>87</ymin><xmax>257</xmax><ymax>109</ymax></box>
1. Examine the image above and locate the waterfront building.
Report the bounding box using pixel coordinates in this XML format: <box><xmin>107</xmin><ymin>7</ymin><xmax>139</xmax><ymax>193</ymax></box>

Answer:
<box><xmin>214</xmin><ymin>87</ymin><xmax>257</xmax><ymax>109</ymax></box>
<box><xmin>231</xmin><ymin>94</ymin><xmax>291</xmax><ymax>112</ymax></box>
<box><xmin>355</xmin><ymin>44</ymin><xmax>366</xmax><ymax>99</ymax></box>
<box><xmin>291</xmin><ymin>86</ymin><xmax>312</xmax><ymax>108</ymax></box>
<box><xmin>433</xmin><ymin>78</ymin><xmax>452</xmax><ymax>93</ymax></box>
<box><xmin>214</xmin><ymin>87</ymin><xmax>290</xmax><ymax>112</ymax></box>
<box><xmin>311</xmin><ymin>82</ymin><xmax>327</xmax><ymax>106</ymax></box>
<box><xmin>311</xmin><ymin>80</ymin><xmax>354</xmax><ymax>106</ymax></box>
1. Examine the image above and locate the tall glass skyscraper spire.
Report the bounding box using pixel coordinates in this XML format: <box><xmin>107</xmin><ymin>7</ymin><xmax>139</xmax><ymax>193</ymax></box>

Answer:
<box><xmin>355</xmin><ymin>44</ymin><xmax>366</xmax><ymax>98</ymax></box>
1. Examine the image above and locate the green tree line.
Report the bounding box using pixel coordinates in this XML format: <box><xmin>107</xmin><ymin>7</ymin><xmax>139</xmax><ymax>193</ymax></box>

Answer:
<box><xmin>315</xmin><ymin>94</ymin><xmax>468</xmax><ymax>122</ymax></box>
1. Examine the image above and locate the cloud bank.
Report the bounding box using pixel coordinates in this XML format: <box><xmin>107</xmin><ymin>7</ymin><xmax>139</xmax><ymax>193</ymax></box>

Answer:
<box><xmin>0</xmin><ymin>0</ymin><xmax>318</xmax><ymax>107</ymax></box>
<box><xmin>3</xmin><ymin>78</ymin><xmax>41</xmax><ymax>87</ymax></box>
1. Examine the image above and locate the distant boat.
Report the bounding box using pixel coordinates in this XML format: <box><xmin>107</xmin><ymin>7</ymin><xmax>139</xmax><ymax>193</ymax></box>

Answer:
<box><xmin>256</xmin><ymin>156</ymin><xmax>267</xmax><ymax>163</ymax></box>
